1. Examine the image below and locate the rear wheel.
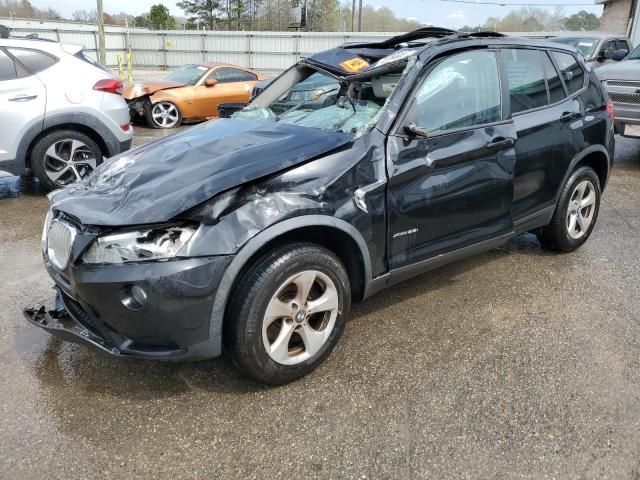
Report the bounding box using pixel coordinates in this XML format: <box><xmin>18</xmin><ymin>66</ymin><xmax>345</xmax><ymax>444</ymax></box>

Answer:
<box><xmin>224</xmin><ymin>243</ymin><xmax>351</xmax><ymax>385</ymax></box>
<box><xmin>145</xmin><ymin>101</ymin><xmax>182</xmax><ymax>129</ymax></box>
<box><xmin>30</xmin><ymin>130</ymin><xmax>103</xmax><ymax>190</ymax></box>
<box><xmin>540</xmin><ymin>166</ymin><xmax>601</xmax><ymax>252</ymax></box>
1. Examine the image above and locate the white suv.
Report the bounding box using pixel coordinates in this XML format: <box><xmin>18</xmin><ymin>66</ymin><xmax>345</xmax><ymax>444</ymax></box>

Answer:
<box><xmin>0</xmin><ymin>38</ymin><xmax>133</xmax><ymax>189</ymax></box>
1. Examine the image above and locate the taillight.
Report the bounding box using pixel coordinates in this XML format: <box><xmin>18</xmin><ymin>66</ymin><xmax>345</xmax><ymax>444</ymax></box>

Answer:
<box><xmin>120</xmin><ymin>123</ymin><xmax>131</xmax><ymax>132</ymax></box>
<box><xmin>93</xmin><ymin>79</ymin><xmax>124</xmax><ymax>95</ymax></box>
<box><xmin>606</xmin><ymin>98</ymin><xmax>615</xmax><ymax>119</ymax></box>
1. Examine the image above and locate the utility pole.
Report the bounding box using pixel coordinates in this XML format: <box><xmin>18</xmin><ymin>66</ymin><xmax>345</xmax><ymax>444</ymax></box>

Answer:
<box><xmin>351</xmin><ymin>0</ymin><xmax>356</xmax><ymax>32</ymax></box>
<box><xmin>358</xmin><ymin>0</ymin><xmax>362</xmax><ymax>32</ymax></box>
<box><xmin>96</xmin><ymin>0</ymin><xmax>106</xmax><ymax>65</ymax></box>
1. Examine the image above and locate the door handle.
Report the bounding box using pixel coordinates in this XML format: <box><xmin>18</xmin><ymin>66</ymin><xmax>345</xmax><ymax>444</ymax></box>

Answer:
<box><xmin>486</xmin><ymin>137</ymin><xmax>514</xmax><ymax>151</ymax></box>
<box><xmin>9</xmin><ymin>94</ymin><xmax>38</xmax><ymax>102</ymax></box>
<box><xmin>560</xmin><ymin>111</ymin><xmax>579</xmax><ymax>122</ymax></box>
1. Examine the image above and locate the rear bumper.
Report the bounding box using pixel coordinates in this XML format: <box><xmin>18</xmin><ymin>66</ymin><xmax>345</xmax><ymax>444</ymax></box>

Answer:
<box><xmin>26</xmin><ymin>255</ymin><xmax>233</xmax><ymax>361</ymax></box>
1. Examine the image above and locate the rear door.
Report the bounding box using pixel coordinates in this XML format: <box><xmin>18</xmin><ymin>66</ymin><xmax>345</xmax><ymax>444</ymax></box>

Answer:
<box><xmin>0</xmin><ymin>47</ymin><xmax>46</xmax><ymax>163</ymax></box>
<box><xmin>504</xmin><ymin>48</ymin><xmax>580</xmax><ymax>221</ymax></box>
<box><xmin>386</xmin><ymin>49</ymin><xmax>517</xmax><ymax>269</ymax></box>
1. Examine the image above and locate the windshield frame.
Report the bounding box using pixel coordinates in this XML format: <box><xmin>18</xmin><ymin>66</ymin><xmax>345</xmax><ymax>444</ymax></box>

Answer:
<box><xmin>165</xmin><ymin>64</ymin><xmax>209</xmax><ymax>85</ymax></box>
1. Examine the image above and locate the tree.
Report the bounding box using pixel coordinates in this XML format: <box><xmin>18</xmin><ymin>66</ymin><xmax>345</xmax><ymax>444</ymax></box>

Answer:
<box><xmin>148</xmin><ymin>4</ymin><xmax>176</xmax><ymax>29</ymax></box>
<box><xmin>176</xmin><ymin>0</ymin><xmax>223</xmax><ymax>30</ymax></box>
<box><xmin>566</xmin><ymin>10</ymin><xmax>600</xmax><ymax>31</ymax></box>
<box><xmin>72</xmin><ymin>9</ymin><xmax>97</xmax><ymax>23</ymax></box>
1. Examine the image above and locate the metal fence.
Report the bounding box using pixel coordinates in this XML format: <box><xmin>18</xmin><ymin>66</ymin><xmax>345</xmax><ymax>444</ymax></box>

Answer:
<box><xmin>8</xmin><ymin>26</ymin><xmax>560</xmax><ymax>71</ymax></box>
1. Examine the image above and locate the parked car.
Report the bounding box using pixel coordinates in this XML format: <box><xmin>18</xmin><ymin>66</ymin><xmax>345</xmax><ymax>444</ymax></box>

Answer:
<box><xmin>123</xmin><ymin>62</ymin><xmax>267</xmax><ymax>128</ymax></box>
<box><xmin>595</xmin><ymin>44</ymin><xmax>640</xmax><ymax>137</ymax></box>
<box><xmin>27</xmin><ymin>28</ymin><xmax>614</xmax><ymax>385</ymax></box>
<box><xmin>0</xmin><ymin>38</ymin><xmax>133</xmax><ymax>189</ymax></box>
<box><xmin>552</xmin><ymin>33</ymin><xmax>631</xmax><ymax>65</ymax></box>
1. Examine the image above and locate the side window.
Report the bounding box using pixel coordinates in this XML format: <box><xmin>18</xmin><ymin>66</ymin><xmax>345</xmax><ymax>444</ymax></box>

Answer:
<box><xmin>552</xmin><ymin>52</ymin><xmax>585</xmax><ymax>95</ymax></box>
<box><xmin>7</xmin><ymin>48</ymin><xmax>57</xmax><ymax>74</ymax></box>
<box><xmin>616</xmin><ymin>40</ymin><xmax>630</xmax><ymax>52</ymax></box>
<box><xmin>601</xmin><ymin>40</ymin><xmax>616</xmax><ymax>58</ymax></box>
<box><xmin>541</xmin><ymin>52</ymin><xmax>566</xmax><ymax>104</ymax></box>
<box><xmin>212</xmin><ymin>67</ymin><xmax>257</xmax><ymax>83</ymax></box>
<box><xmin>411</xmin><ymin>50</ymin><xmax>501</xmax><ymax>134</ymax></box>
<box><xmin>502</xmin><ymin>48</ymin><xmax>548</xmax><ymax>113</ymax></box>
<box><xmin>0</xmin><ymin>49</ymin><xmax>17</xmax><ymax>81</ymax></box>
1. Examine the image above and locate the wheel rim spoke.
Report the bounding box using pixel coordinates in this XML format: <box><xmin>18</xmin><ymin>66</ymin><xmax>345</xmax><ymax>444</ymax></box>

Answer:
<box><xmin>45</xmin><ymin>144</ymin><xmax>67</xmax><ymax>164</ymax></box>
<box><xmin>292</xmin><ymin>271</ymin><xmax>316</xmax><ymax>306</ymax></box>
<box><xmin>307</xmin><ymin>286</ymin><xmax>338</xmax><ymax>315</ymax></box>
<box><xmin>567</xmin><ymin>180</ymin><xmax>596</xmax><ymax>240</ymax></box>
<box><xmin>47</xmin><ymin>166</ymin><xmax>70</xmax><ymax>182</ymax></box>
<box><xmin>297</xmin><ymin>324</ymin><xmax>326</xmax><ymax>357</ymax></box>
<box><xmin>264</xmin><ymin>298</ymin><xmax>293</xmax><ymax>323</ymax></box>
<box><xmin>269</xmin><ymin>322</ymin><xmax>296</xmax><ymax>364</ymax></box>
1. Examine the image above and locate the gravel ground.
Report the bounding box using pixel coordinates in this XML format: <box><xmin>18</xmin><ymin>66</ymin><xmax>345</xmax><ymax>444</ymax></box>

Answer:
<box><xmin>0</xmin><ymin>128</ymin><xmax>639</xmax><ymax>479</ymax></box>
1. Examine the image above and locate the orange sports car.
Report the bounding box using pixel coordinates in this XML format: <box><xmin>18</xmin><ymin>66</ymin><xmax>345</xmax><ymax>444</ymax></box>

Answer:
<box><xmin>123</xmin><ymin>62</ymin><xmax>268</xmax><ymax>129</ymax></box>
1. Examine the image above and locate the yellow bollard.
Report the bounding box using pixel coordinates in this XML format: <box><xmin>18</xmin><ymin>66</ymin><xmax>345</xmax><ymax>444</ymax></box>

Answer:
<box><xmin>116</xmin><ymin>54</ymin><xmax>124</xmax><ymax>80</ymax></box>
<box><xmin>126</xmin><ymin>51</ymin><xmax>133</xmax><ymax>82</ymax></box>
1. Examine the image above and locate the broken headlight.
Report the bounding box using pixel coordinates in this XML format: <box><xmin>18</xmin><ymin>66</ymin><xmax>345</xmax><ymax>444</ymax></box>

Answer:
<box><xmin>82</xmin><ymin>224</ymin><xmax>197</xmax><ymax>264</ymax></box>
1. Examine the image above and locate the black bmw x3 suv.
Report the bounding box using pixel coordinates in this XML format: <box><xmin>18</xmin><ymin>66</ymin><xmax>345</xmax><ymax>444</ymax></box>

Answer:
<box><xmin>26</xmin><ymin>28</ymin><xmax>615</xmax><ymax>384</ymax></box>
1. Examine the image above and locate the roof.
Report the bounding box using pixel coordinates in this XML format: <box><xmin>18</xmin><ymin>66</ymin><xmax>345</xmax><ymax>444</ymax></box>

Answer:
<box><xmin>304</xmin><ymin>28</ymin><xmax>578</xmax><ymax>78</ymax></box>
<box><xmin>196</xmin><ymin>61</ymin><xmax>257</xmax><ymax>72</ymax></box>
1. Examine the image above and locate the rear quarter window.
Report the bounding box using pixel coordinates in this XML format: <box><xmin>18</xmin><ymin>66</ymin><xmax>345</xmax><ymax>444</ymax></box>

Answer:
<box><xmin>552</xmin><ymin>52</ymin><xmax>585</xmax><ymax>95</ymax></box>
<box><xmin>7</xmin><ymin>48</ymin><xmax>57</xmax><ymax>74</ymax></box>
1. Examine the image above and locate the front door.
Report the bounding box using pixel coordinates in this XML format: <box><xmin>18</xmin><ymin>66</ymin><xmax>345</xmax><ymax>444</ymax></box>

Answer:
<box><xmin>386</xmin><ymin>49</ymin><xmax>516</xmax><ymax>270</ymax></box>
<box><xmin>0</xmin><ymin>48</ymin><xmax>46</xmax><ymax>163</ymax></box>
<box><xmin>192</xmin><ymin>67</ymin><xmax>256</xmax><ymax>118</ymax></box>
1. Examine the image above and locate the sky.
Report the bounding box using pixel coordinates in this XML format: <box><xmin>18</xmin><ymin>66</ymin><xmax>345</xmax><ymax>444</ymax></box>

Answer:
<box><xmin>27</xmin><ymin>0</ymin><xmax>603</xmax><ymax>29</ymax></box>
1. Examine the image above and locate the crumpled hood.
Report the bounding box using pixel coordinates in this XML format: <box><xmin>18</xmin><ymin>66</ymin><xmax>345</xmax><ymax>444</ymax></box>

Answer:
<box><xmin>50</xmin><ymin>119</ymin><xmax>352</xmax><ymax>226</ymax></box>
<box><xmin>595</xmin><ymin>60</ymin><xmax>640</xmax><ymax>81</ymax></box>
<box><xmin>123</xmin><ymin>80</ymin><xmax>186</xmax><ymax>99</ymax></box>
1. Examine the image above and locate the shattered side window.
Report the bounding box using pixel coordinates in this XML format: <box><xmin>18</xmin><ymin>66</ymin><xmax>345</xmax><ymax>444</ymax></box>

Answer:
<box><xmin>233</xmin><ymin>67</ymin><xmax>396</xmax><ymax>137</ymax></box>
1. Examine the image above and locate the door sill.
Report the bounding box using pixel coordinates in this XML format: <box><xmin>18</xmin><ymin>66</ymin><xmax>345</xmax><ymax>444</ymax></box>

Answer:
<box><xmin>364</xmin><ymin>232</ymin><xmax>514</xmax><ymax>298</ymax></box>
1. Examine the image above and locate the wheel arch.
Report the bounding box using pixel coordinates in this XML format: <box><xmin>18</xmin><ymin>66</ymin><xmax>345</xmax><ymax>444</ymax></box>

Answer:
<box><xmin>556</xmin><ymin>145</ymin><xmax>611</xmax><ymax>202</ymax></box>
<box><xmin>209</xmin><ymin>216</ymin><xmax>372</xmax><ymax>344</ymax></box>
<box><xmin>17</xmin><ymin>113</ymin><xmax>119</xmax><ymax>170</ymax></box>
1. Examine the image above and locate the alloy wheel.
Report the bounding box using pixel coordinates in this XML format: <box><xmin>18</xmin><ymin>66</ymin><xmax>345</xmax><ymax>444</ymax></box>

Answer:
<box><xmin>43</xmin><ymin>139</ymin><xmax>98</xmax><ymax>186</ymax></box>
<box><xmin>262</xmin><ymin>270</ymin><xmax>339</xmax><ymax>366</ymax></box>
<box><xmin>566</xmin><ymin>179</ymin><xmax>596</xmax><ymax>240</ymax></box>
<box><xmin>152</xmin><ymin>102</ymin><xmax>180</xmax><ymax>128</ymax></box>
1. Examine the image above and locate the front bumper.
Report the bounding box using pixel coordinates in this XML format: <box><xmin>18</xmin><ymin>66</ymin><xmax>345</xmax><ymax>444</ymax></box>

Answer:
<box><xmin>26</xmin><ymin>255</ymin><xmax>233</xmax><ymax>360</ymax></box>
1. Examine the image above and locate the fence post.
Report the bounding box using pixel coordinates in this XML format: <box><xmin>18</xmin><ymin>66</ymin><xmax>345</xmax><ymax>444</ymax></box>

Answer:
<box><xmin>295</xmin><ymin>33</ymin><xmax>300</xmax><ymax>62</ymax></box>
<box><xmin>202</xmin><ymin>33</ymin><xmax>206</xmax><ymax>62</ymax></box>
<box><xmin>248</xmin><ymin>33</ymin><xmax>252</xmax><ymax>69</ymax></box>
<box><xmin>161</xmin><ymin>32</ymin><xmax>167</xmax><ymax>70</ymax></box>
<box><xmin>92</xmin><ymin>31</ymin><xmax>99</xmax><ymax>62</ymax></box>
<box><xmin>54</xmin><ymin>29</ymin><xmax>60</xmax><ymax>42</ymax></box>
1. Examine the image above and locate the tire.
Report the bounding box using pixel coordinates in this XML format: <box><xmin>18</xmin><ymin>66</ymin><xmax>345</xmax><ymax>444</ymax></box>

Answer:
<box><xmin>145</xmin><ymin>101</ymin><xmax>182</xmax><ymax>129</ymax></box>
<box><xmin>540</xmin><ymin>166</ymin><xmax>601</xmax><ymax>252</ymax></box>
<box><xmin>30</xmin><ymin>130</ymin><xmax>103</xmax><ymax>190</ymax></box>
<box><xmin>224</xmin><ymin>242</ymin><xmax>351</xmax><ymax>385</ymax></box>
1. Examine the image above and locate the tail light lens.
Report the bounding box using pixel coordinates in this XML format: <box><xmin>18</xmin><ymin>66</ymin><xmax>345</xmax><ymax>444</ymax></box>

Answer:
<box><xmin>93</xmin><ymin>79</ymin><xmax>124</xmax><ymax>95</ymax></box>
<box><xmin>606</xmin><ymin>98</ymin><xmax>615</xmax><ymax>119</ymax></box>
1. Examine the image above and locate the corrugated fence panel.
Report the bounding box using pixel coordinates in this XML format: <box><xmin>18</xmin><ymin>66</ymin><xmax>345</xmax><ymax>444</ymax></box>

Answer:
<box><xmin>5</xmin><ymin>26</ymin><xmax>560</xmax><ymax>71</ymax></box>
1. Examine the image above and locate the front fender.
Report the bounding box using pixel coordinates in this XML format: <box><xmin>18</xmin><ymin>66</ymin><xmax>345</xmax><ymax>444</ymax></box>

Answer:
<box><xmin>205</xmin><ymin>215</ymin><xmax>373</xmax><ymax>346</ymax></box>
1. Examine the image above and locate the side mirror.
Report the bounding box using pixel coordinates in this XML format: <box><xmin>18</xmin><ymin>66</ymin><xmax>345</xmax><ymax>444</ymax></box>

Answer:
<box><xmin>597</xmin><ymin>50</ymin><xmax>609</xmax><ymax>61</ymax></box>
<box><xmin>205</xmin><ymin>78</ymin><xmax>218</xmax><ymax>87</ymax></box>
<box><xmin>611</xmin><ymin>49</ymin><xmax>628</xmax><ymax>61</ymax></box>
<box><xmin>404</xmin><ymin>122</ymin><xmax>429</xmax><ymax>138</ymax></box>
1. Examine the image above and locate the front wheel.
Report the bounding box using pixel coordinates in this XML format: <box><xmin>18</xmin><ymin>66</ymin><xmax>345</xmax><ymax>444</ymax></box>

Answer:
<box><xmin>145</xmin><ymin>101</ymin><xmax>182</xmax><ymax>129</ymax></box>
<box><xmin>540</xmin><ymin>166</ymin><xmax>601</xmax><ymax>252</ymax></box>
<box><xmin>224</xmin><ymin>243</ymin><xmax>351</xmax><ymax>385</ymax></box>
